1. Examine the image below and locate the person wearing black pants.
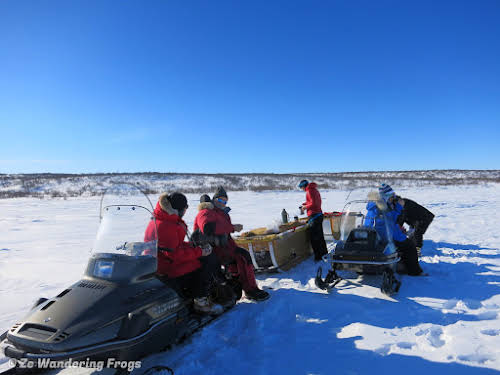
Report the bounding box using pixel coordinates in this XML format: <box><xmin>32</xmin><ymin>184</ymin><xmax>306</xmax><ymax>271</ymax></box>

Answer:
<box><xmin>299</xmin><ymin>180</ymin><xmax>327</xmax><ymax>261</ymax></box>
<box><xmin>169</xmin><ymin>255</ymin><xmax>216</xmax><ymax>298</ymax></box>
<box><xmin>394</xmin><ymin>238</ymin><xmax>423</xmax><ymax>275</ymax></box>
<box><xmin>309</xmin><ymin>214</ymin><xmax>328</xmax><ymax>261</ymax></box>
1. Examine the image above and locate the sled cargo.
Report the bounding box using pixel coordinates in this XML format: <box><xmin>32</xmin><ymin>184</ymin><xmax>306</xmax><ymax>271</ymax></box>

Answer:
<box><xmin>235</xmin><ymin>223</ymin><xmax>312</xmax><ymax>272</ymax></box>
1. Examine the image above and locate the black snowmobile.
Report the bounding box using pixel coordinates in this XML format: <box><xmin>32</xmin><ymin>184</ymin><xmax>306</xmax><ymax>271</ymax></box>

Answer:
<box><xmin>0</xmin><ymin>185</ymin><xmax>239</xmax><ymax>374</ymax></box>
<box><xmin>315</xmin><ymin>197</ymin><xmax>402</xmax><ymax>295</ymax></box>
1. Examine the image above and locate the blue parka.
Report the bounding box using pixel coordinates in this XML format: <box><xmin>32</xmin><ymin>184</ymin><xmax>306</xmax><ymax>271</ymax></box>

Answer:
<box><xmin>364</xmin><ymin>201</ymin><xmax>406</xmax><ymax>242</ymax></box>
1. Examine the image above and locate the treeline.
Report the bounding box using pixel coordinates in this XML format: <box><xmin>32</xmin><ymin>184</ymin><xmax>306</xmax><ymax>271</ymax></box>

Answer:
<box><xmin>0</xmin><ymin>170</ymin><xmax>499</xmax><ymax>199</ymax></box>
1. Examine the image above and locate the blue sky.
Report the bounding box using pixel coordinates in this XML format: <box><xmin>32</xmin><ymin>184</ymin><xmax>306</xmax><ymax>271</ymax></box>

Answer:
<box><xmin>0</xmin><ymin>0</ymin><xmax>499</xmax><ymax>173</ymax></box>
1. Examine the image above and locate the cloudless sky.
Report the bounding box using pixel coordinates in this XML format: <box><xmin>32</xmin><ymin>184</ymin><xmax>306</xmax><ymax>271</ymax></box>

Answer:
<box><xmin>0</xmin><ymin>0</ymin><xmax>499</xmax><ymax>173</ymax></box>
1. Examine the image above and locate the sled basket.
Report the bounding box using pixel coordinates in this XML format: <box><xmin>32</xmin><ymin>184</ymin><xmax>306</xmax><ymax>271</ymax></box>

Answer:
<box><xmin>235</xmin><ymin>224</ymin><xmax>312</xmax><ymax>272</ymax></box>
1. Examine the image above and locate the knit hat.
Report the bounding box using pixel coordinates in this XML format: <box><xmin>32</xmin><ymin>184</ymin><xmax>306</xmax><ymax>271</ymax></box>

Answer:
<box><xmin>213</xmin><ymin>186</ymin><xmax>228</xmax><ymax>200</ymax></box>
<box><xmin>200</xmin><ymin>194</ymin><xmax>211</xmax><ymax>203</ymax></box>
<box><xmin>378</xmin><ymin>183</ymin><xmax>395</xmax><ymax>202</ymax></box>
<box><xmin>168</xmin><ymin>192</ymin><xmax>188</xmax><ymax>211</ymax></box>
<box><xmin>298</xmin><ymin>180</ymin><xmax>309</xmax><ymax>188</ymax></box>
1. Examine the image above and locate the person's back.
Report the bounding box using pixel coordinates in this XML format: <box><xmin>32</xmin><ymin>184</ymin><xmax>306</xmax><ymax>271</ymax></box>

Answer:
<box><xmin>145</xmin><ymin>199</ymin><xmax>202</xmax><ymax>278</ymax></box>
<box><xmin>145</xmin><ymin>192</ymin><xmax>223</xmax><ymax>315</ymax></box>
<box><xmin>364</xmin><ymin>194</ymin><xmax>406</xmax><ymax>243</ymax></box>
<box><xmin>399</xmin><ymin>198</ymin><xmax>434</xmax><ymax>226</ymax></box>
<box><xmin>397</xmin><ymin>197</ymin><xmax>434</xmax><ymax>249</ymax></box>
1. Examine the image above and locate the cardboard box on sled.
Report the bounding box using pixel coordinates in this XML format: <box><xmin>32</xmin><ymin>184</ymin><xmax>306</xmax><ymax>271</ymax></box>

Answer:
<box><xmin>235</xmin><ymin>223</ymin><xmax>312</xmax><ymax>272</ymax></box>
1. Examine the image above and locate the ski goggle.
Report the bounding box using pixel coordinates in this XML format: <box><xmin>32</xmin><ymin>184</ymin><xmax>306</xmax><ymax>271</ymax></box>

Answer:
<box><xmin>216</xmin><ymin>198</ymin><xmax>228</xmax><ymax>205</ymax></box>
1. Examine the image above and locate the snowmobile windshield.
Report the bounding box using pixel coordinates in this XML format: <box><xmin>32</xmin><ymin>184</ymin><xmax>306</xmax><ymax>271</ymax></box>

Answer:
<box><xmin>340</xmin><ymin>200</ymin><xmax>394</xmax><ymax>246</ymax></box>
<box><xmin>92</xmin><ymin>184</ymin><xmax>158</xmax><ymax>260</ymax></box>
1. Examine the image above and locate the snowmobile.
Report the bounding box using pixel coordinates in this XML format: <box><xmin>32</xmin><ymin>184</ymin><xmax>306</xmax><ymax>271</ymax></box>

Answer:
<box><xmin>315</xmin><ymin>198</ymin><xmax>402</xmax><ymax>295</ymax></box>
<box><xmin>0</xmin><ymin>185</ymin><xmax>239</xmax><ymax>374</ymax></box>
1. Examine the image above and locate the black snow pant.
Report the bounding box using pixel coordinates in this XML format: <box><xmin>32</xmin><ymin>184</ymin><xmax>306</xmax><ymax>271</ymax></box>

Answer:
<box><xmin>309</xmin><ymin>214</ymin><xmax>328</xmax><ymax>260</ymax></box>
<box><xmin>395</xmin><ymin>238</ymin><xmax>423</xmax><ymax>276</ymax></box>
<box><xmin>170</xmin><ymin>252</ymin><xmax>221</xmax><ymax>298</ymax></box>
<box><xmin>412</xmin><ymin>215</ymin><xmax>434</xmax><ymax>248</ymax></box>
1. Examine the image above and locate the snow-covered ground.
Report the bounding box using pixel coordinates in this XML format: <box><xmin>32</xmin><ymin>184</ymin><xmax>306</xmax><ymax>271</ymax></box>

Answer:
<box><xmin>1</xmin><ymin>185</ymin><xmax>500</xmax><ymax>374</ymax></box>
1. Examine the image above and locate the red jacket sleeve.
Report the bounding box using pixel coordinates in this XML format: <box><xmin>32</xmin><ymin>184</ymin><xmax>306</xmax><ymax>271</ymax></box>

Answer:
<box><xmin>159</xmin><ymin>224</ymin><xmax>202</xmax><ymax>262</ymax></box>
<box><xmin>302</xmin><ymin>190</ymin><xmax>312</xmax><ymax>209</ymax></box>
<box><xmin>197</xmin><ymin>209</ymin><xmax>235</xmax><ymax>235</ymax></box>
<box><xmin>144</xmin><ymin>220</ymin><xmax>156</xmax><ymax>242</ymax></box>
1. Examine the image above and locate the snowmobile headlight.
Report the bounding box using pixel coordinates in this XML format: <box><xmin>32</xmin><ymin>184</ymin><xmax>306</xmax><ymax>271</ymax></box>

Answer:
<box><xmin>94</xmin><ymin>260</ymin><xmax>114</xmax><ymax>279</ymax></box>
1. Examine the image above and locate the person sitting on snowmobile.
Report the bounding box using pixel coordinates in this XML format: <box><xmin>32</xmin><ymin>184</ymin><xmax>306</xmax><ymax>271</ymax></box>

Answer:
<box><xmin>364</xmin><ymin>184</ymin><xmax>425</xmax><ymax>276</ymax></box>
<box><xmin>193</xmin><ymin>186</ymin><xmax>270</xmax><ymax>301</ymax></box>
<box><xmin>396</xmin><ymin>196</ymin><xmax>434</xmax><ymax>253</ymax></box>
<box><xmin>144</xmin><ymin>192</ymin><xmax>224</xmax><ymax>315</ymax></box>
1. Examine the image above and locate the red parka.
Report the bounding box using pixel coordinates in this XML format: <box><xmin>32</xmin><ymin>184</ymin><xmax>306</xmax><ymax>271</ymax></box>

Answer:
<box><xmin>144</xmin><ymin>201</ymin><xmax>202</xmax><ymax>278</ymax></box>
<box><xmin>194</xmin><ymin>201</ymin><xmax>259</xmax><ymax>292</ymax></box>
<box><xmin>194</xmin><ymin>202</ymin><xmax>238</xmax><ymax>264</ymax></box>
<box><xmin>302</xmin><ymin>182</ymin><xmax>322</xmax><ymax>216</ymax></box>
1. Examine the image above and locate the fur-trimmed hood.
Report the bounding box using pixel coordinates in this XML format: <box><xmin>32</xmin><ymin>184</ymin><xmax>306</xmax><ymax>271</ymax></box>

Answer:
<box><xmin>197</xmin><ymin>201</ymin><xmax>214</xmax><ymax>211</ymax></box>
<box><xmin>158</xmin><ymin>193</ymin><xmax>181</xmax><ymax>216</ymax></box>
<box><xmin>367</xmin><ymin>190</ymin><xmax>388</xmax><ymax>211</ymax></box>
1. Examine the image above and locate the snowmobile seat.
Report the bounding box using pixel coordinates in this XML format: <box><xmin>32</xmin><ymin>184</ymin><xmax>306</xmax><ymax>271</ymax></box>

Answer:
<box><xmin>343</xmin><ymin>228</ymin><xmax>379</xmax><ymax>252</ymax></box>
<box><xmin>332</xmin><ymin>227</ymin><xmax>391</xmax><ymax>262</ymax></box>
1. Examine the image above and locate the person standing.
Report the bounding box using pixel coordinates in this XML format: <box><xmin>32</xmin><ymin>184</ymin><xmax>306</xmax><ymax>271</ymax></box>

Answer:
<box><xmin>299</xmin><ymin>180</ymin><xmax>327</xmax><ymax>261</ymax></box>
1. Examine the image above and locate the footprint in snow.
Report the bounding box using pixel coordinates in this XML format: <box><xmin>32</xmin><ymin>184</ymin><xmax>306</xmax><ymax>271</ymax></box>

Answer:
<box><xmin>32</xmin><ymin>219</ymin><xmax>43</xmax><ymax>223</ymax></box>
<box><xmin>374</xmin><ymin>344</ymin><xmax>391</xmax><ymax>356</ymax></box>
<box><xmin>458</xmin><ymin>353</ymin><xmax>494</xmax><ymax>364</ymax></box>
<box><xmin>0</xmin><ymin>248</ymin><xmax>9</xmax><ymax>251</ymax></box>
<box><xmin>463</xmin><ymin>299</ymin><xmax>482</xmax><ymax>309</ymax></box>
<box><xmin>480</xmin><ymin>329</ymin><xmax>500</xmax><ymax>336</ymax></box>
<box><xmin>428</xmin><ymin>203</ymin><xmax>447</xmax><ymax>208</ymax></box>
<box><xmin>478</xmin><ymin>311</ymin><xmax>498</xmax><ymax>320</ymax></box>
<box><xmin>426</xmin><ymin>326</ymin><xmax>445</xmax><ymax>348</ymax></box>
<box><xmin>443</xmin><ymin>299</ymin><xmax>459</xmax><ymax>309</ymax></box>
<box><xmin>415</xmin><ymin>329</ymin><xmax>426</xmax><ymax>337</ymax></box>
<box><xmin>396</xmin><ymin>342</ymin><xmax>415</xmax><ymax>349</ymax></box>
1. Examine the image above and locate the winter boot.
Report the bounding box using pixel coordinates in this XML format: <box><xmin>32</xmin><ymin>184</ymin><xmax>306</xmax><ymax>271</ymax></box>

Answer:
<box><xmin>193</xmin><ymin>297</ymin><xmax>224</xmax><ymax>315</ymax></box>
<box><xmin>245</xmin><ymin>288</ymin><xmax>270</xmax><ymax>302</ymax></box>
<box><xmin>211</xmin><ymin>282</ymin><xmax>237</xmax><ymax>308</ymax></box>
<box><xmin>396</xmin><ymin>261</ymin><xmax>407</xmax><ymax>274</ymax></box>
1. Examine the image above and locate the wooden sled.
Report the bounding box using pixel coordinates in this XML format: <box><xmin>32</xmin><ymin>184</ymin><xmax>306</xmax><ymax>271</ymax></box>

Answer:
<box><xmin>235</xmin><ymin>222</ymin><xmax>312</xmax><ymax>273</ymax></box>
